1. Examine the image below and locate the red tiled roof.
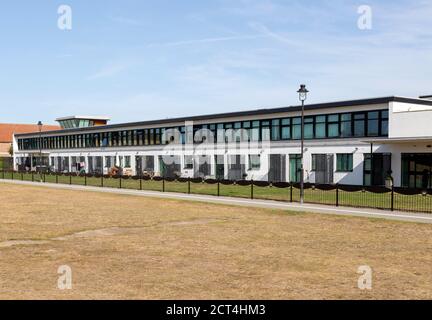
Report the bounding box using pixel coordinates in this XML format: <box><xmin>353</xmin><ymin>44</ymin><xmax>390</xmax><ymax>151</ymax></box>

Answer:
<box><xmin>0</xmin><ymin>124</ymin><xmax>61</xmax><ymax>143</ymax></box>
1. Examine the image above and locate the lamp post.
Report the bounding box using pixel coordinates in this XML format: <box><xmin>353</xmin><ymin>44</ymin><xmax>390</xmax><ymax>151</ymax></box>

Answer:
<box><xmin>37</xmin><ymin>121</ymin><xmax>43</xmax><ymax>182</ymax></box>
<box><xmin>297</xmin><ymin>84</ymin><xmax>309</xmax><ymax>205</ymax></box>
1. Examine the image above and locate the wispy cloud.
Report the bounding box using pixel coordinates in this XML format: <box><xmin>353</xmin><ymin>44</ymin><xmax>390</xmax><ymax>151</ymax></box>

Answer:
<box><xmin>108</xmin><ymin>16</ymin><xmax>144</xmax><ymax>26</ymax></box>
<box><xmin>147</xmin><ymin>34</ymin><xmax>263</xmax><ymax>48</ymax></box>
<box><xmin>87</xmin><ymin>63</ymin><xmax>130</xmax><ymax>80</ymax></box>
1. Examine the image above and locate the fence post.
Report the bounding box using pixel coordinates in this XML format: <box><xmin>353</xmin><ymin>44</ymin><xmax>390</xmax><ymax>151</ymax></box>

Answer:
<box><xmin>21</xmin><ymin>172</ymin><xmax>24</xmax><ymax>181</ymax></box>
<box><xmin>336</xmin><ymin>184</ymin><xmax>339</xmax><ymax>207</ymax></box>
<box><xmin>140</xmin><ymin>177</ymin><xmax>142</xmax><ymax>190</ymax></box>
<box><xmin>101</xmin><ymin>175</ymin><xmax>104</xmax><ymax>188</ymax></box>
<box><xmin>290</xmin><ymin>183</ymin><xmax>293</xmax><ymax>203</ymax></box>
<box><xmin>119</xmin><ymin>176</ymin><xmax>122</xmax><ymax>189</ymax></box>
<box><xmin>251</xmin><ymin>180</ymin><xmax>254</xmax><ymax>200</ymax></box>
<box><xmin>217</xmin><ymin>180</ymin><xmax>220</xmax><ymax>196</ymax></box>
<box><xmin>162</xmin><ymin>178</ymin><xmax>165</xmax><ymax>192</ymax></box>
<box><xmin>69</xmin><ymin>175</ymin><xmax>72</xmax><ymax>185</ymax></box>
<box><xmin>84</xmin><ymin>175</ymin><xmax>87</xmax><ymax>186</ymax></box>
<box><xmin>391</xmin><ymin>185</ymin><xmax>394</xmax><ymax>211</ymax></box>
<box><xmin>56</xmin><ymin>174</ymin><xmax>58</xmax><ymax>184</ymax></box>
<box><xmin>32</xmin><ymin>172</ymin><xmax>34</xmax><ymax>182</ymax></box>
<box><xmin>43</xmin><ymin>173</ymin><xmax>46</xmax><ymax>183</ymax></box>
<box><xmin>188</xmin><ymin>178</ymin><xmax>191</xmax><ymax>194</ymax></box>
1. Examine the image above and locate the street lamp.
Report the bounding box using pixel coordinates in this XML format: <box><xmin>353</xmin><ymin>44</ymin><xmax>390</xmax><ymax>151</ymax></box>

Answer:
<box><xmin>297</xmin><ymin>84</ymin><xmax>309</xmax><ymax>205</ymax></box>
<box><xmin>37</xmin><ymin>121</ymin><xmax>43</xmax><ymax>181</ymax></box>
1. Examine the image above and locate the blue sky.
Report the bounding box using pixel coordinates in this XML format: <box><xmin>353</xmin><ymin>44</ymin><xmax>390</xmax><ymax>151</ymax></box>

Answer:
<box><xmin>1</xmin><ymin>0</ymin><xmax>431</xmax><ymax>125</ymax></box>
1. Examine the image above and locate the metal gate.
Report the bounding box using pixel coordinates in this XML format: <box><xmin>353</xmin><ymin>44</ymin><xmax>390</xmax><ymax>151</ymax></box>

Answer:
<box><xmin>268</xmin><ymin>154</ymin><xmax>286</xmax><ymax>182</ymax></box>
<box><xmin>314</xmin><ymin>154</ymin><xmax>334</xmax><ymax>184</ymax></box>
<box><xmin>228</xmin><ymin>155</ymin><xmax>245</xmax><ymax>180</ymax></box>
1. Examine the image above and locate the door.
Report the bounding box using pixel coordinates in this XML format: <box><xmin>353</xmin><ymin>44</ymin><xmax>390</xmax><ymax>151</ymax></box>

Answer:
<box><xmin>215</xmin><ymin>155</ymin><xmax>224</xmax><ymax>180</ymax></box>
<box><xmin>135</xmin><ymin>156</ymin><xmax>143</xmax><ymax>175</ymax></box>
<box><xmin>228</xmin><ymin>155</ymin><xmax>245</xmax><ymax>180</ymax></box>
<box><xmin>314</xmin><ymin>154</ymin><xmax>334</xmax><ymax>184</ymax></box>
<box><xmin>194</xmin><ymin>156</ymin><xmax>211</xmax><ymax>178</ymax></box>
<box><xmin>159</xmin><ymin>155</ymin><xmax>181</xmax><ymax>178</ymax></box>
<box><xmin>268</xmin><ymin>154</ymin><xmax>287</xmax><ymax>182</ymax></box>
<box><xmin>364</xmin><ymin>153</ymin><xmax>391</xmax><ymax>186</ymax></box>
<box><xmin>289</xmin><ymin>154</ymin><xmax>301</xmax><ymax>183</ymax></box>
<box><xmin>402</xmin><ymin>153</ymin><xmax>432</xmax><ymax>189</ymax></box>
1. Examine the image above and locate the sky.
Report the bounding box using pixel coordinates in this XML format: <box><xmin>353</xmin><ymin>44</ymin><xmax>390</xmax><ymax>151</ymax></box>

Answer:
<box><xmin>1</xmin><ymin>0</ymin><xmax>432</xmax><ymax>125</ymax></box>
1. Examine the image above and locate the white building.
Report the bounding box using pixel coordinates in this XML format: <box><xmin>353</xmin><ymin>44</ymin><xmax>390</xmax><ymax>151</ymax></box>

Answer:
<box><xmin>12</xmin><ymin>96</ymin><xmax>432</xmax><ymax>188</ymax></box>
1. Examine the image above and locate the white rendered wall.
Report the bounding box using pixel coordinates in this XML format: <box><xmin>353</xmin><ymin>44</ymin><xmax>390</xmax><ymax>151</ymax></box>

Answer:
<box><xmin>389</xmin><ymin>101</ymin><xmax>432</xmax><ymax>138</ymax></box>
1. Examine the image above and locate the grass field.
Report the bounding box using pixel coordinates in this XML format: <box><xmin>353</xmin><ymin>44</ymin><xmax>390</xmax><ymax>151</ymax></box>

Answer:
<box><xmin>0</xmin><ymin>183</ymin><xmax>431</xmax><ymax>299</ymax></box>
<box><xmin>2</xmin><ymin>171</ymin><xmax>432</xmax><ymax>213</ymax></box>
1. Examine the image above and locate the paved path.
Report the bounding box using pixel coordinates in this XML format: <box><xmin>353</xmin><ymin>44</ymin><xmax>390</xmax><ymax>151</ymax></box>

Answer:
<box><xmin>2</xmin><ymin>179</ymin><xmax>432</xmax><ymax>224</ymax></box>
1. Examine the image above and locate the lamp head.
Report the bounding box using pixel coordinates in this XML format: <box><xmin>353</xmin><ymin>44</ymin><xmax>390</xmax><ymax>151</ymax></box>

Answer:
<box><xmin>297</xmin><ymin>84</ymin><xmax>309</xmax><ymax>102</ymax></box>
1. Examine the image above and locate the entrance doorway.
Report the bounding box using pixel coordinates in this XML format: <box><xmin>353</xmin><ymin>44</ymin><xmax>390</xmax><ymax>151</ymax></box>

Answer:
<box><xmin>364</xmin><ymin>153</ymin><xmax>392</xmax><ymax>186</ymax></box>
<box><xmin>228</xmin><ymin>155</ymin><xmax>245</xmax><ymax>180</ymax></box>
<box><xmin>289</xmin><ymin>154</ymin><xmax>301</xmax><ymax>183</ymax></box>
<box><xmin>215</xmin><ymin>155</ymin><xmax>225</xmax><ymax>180</ymax></box>
<box><xmin>268</xmin><ymin>154</ymin><xmax>286</xmax><ymax>182</ymax></box>
<box><xmin>402</xmin><ymin>153</ymin><xmax>432</xmax><ymax>189</ymax></box>
<box><xmin>159</xmin><ymin>155</ymin><xmax>181</xmax><ymax>178</ymax></box>
<box><xmin>313</xmin><ymin>154</ymin><xmax>334</xmax><ymax>184</ymax></box>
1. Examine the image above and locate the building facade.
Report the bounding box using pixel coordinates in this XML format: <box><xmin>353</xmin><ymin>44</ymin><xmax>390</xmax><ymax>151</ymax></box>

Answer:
<box><xmin>12</xmin><ymin>96</ymin><xmax>432</xmax><ymax>188</ymax></box>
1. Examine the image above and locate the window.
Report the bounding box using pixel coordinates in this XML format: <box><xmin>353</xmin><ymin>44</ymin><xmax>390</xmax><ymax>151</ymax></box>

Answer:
<box><xmin>354</xmin><ymin>113</ymin><xmax>365</xmax><ymax>137</ymax></box>
<box><xmin>304</xmin><ymin>117</ymin><xmax>314</xmax><ymax>139</ymax></box>
<box><xmin>242</xmin><ymin>121</ymin><xmax>251</xmax><ymax>142</ymax></box>
<box><xmin>261</xmin><ymin>120</ymin><xmax>270</xmax><ymax>141</ymax></box>
<box><xmin>271</xmin><ymin>119</ymin><xmax>280</xmax><ymax>141</ymax></box>
<box><xmin>251</xmin><ymin>121</ymin><xmax>260</xmax><ymax>141</ymax></box>
<box><xmin>340</xmin><ymin>113</ymin><xmax>352</xmax><ymax>137</ymax></box>
<box><xmin>327</xmin><ymin>115</ymin><xmax>339</xmax><ymax>138</ymax></box>
<box><xmin>380</xmin><ymin>110</ymin><xmax>389</xmax><ymax>136</ymax></box>
<box><xmin>281</xmin><ymin>118</ymin><xmax>291</xmax><ymax>140</ymax></box>
<box><xmin>292</xmin><ymin>117</ymin><xmax>301</xmax><ymax>139</ymax></box>
<box><xmin>367</xmin><ymin>111</ymin><xmax>379</xmax><ymax>136</ymax></box>
<box><xmin>337</xmin><ymin>154</ymin><xmax>353</xmax><ymax>172</ymax></box>
<box><xmin>248</xmin><ymin>155</ymin><xmax>261</xmax><ymax>170</ymax></box>
<box><xmin>315</xmin><ymin>116</ymin><xmax>326</xmax><ymax>138</ymax></box>
<box><xmin>184</xmin><ymin>155</ymin><xmax>194</xmax><ymax>169</ymax></box>
<box><xmin>124</xmin><ymin>156</ymin><xmax>131</xmax><ymax>168</ymax></box>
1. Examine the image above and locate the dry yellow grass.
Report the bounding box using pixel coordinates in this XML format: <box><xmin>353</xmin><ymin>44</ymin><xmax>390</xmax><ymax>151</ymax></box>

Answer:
<box><xmin>0</xmin><ymin>183</ymin><xmax>431</xmax><ymax>300</ymax></box>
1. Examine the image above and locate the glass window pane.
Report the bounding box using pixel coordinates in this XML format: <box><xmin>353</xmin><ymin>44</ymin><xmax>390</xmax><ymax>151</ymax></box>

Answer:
<box><xmin>304</xmin><ymin>124</ymin><xmax>314</xmax><ymax>139</ymax></box>
<box><xmin>281</xmin><ymin>127</ymin><xmax>290</xmax><ymax>140</ymax></box>
<box><xmin>315</xmin><ymin>123</ymin><xmax>326</xmax><ymax>138</ymax></box>
<box><xmin>292</xmin><ymin>125</ymin><xmax>301</xmax><ymax>139</ymax></box>
<box><xmin>328</xmin><ymin>124</ymin><xmax>339</xmax><ymax>137</ymax></box>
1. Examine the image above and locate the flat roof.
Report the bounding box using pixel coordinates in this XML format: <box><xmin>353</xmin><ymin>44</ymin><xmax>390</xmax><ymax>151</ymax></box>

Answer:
<box><xmin>56</xmin><ymin>116</ymin><xmax>111</xmax><ymax>121</ymax></box>
<box><xmin>16</xmin><ymin>96</ymin><xmax>432</xmax><ymax>138</ymax></box>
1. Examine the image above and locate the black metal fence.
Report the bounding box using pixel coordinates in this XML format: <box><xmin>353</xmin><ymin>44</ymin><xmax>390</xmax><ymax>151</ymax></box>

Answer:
<box><xmin>1</xmin><ymin>170</ymin><xmax>431</xmax><ymax>214</ymax></box>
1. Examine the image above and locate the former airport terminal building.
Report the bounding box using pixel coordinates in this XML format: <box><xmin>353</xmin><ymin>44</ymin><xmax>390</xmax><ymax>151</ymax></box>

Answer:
<box><xmin>12</xmin><ymin>96</ymin><xmax>432</xmax><ymax>188</ymax></box>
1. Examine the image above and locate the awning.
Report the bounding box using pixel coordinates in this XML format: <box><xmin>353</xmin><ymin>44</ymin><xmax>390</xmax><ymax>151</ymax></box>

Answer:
<box><xmin>362</xmin><ymin>136</ymin><xmax>432</xmax><ymax>145</ymax></box>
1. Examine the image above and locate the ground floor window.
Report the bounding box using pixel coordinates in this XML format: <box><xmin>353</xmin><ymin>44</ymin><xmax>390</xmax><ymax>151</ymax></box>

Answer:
<box><xmin>336</xmin><ymin>154</ymin><xmax>353</xmax><ymax>172</ymax></box>
<box><xmin>402</xmin><ymin>153</ymin><xmax>432</xmax><ymax>189</ymax></box>
<box><xmin>184</xmin><ymin>155</ymin><xmax>194</xmax><ymax>169</ymax></box>
<box><xmin>248</xmin><ymin>155</ymin><xmax>261</xmax><ymax>170</ymax></box>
